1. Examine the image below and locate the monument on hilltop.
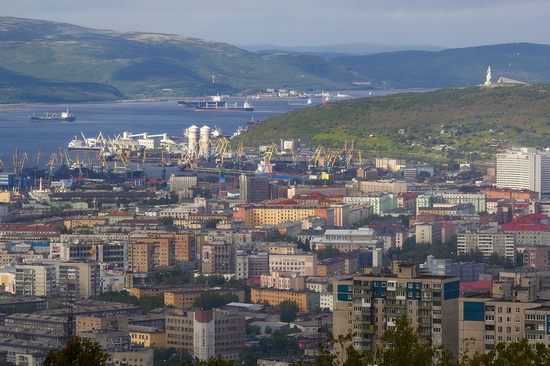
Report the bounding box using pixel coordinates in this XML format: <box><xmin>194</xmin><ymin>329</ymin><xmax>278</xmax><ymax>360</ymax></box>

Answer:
<box><xmin>484</xmin><ymin>66</ymin><xmax>492</xmax><ymax>86</ymax></box>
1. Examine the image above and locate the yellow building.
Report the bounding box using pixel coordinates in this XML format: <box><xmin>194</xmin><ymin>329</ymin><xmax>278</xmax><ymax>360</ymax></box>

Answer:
<box><xmin>251</xmin><ymin>288</ymin><xmax>319</xmax><ymax>312</ymax></box>
<box><xmin>234</xmin><ymin>205</ymin><xmax>335</xmax><ymax>228</ymax></box>
<box><xmin>0</xmin><ymin>191</ymin><xmax>12</xmax><ymax>203</ymax></box>
<box><xmin>130</xmin><ymin>326</ymin><xmax>166</xmax><ymax>348</ymax></box>
<box><xmin>64</xmin><ymin>217</ymin><xmax>108</xmax><ymax>230</ymax></box>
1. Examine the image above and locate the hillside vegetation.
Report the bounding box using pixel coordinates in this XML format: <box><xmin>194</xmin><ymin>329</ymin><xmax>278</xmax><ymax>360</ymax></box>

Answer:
<box><xmin>1</xmin><ymin>18</ymin><xmax>550</xmax><ymax>103</ymax></box>
<box><xmin>238</xmin><ymin>84</ymin><xmax>550</xmax><ymax>163</ymax></box>
<box><xmin>0</xmin><ymin>17</ymin><xmax>353</xmax><ymax>102</ymax></box>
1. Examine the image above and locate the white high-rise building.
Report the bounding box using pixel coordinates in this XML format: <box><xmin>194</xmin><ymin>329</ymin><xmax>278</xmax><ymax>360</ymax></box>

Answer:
<box><xmin>496</xmin><ymin>147</ymin><xmax>550</xmax><ymax>197</ymax></box>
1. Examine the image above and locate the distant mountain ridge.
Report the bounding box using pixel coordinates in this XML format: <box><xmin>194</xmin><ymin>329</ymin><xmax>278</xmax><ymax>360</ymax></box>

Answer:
<box><xmin>237</xmin><ymin>43</ymin><xmax>446</xmax><ymax>57</ymax></box>
<box><xmin>0</xmin><ymin>17</ymin><xmax>549</xmax><ymax>103</ymax></box>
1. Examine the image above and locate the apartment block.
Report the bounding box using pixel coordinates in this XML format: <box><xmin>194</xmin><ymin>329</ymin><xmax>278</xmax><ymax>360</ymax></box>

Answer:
<box><xmin>415</xmin><ymin>222</ymin><xmax>442</xmax><ymax>244</ymax></box>
<box><xmin>233</xmin><ymin>204</ymin><xmax>335</xmax><ymax>228</ymax></box>
<box><xmin>459</xmin><ymin>275</ymin><xmax>547</xmax><ymax>358</ymax></box>
<box><xmin>59</xmin><ymin>261</ymin><xmax>101</xmax><ymax>301</ymax></box>
<box><xmin>268</xmin><ymin>253</ymin><xmax>317</xmax><ymax>277</ymax></box>
<box><xmin>333</xmin><ymin>262</ymin><xmax>460</xmax><ymax>357</ymax></box>
<box><xmin>15</xmin><ymin>264</ymin><xmax>57</xmax><ymax>297</ymax></box>
<box><xmin>165</xmin><ymin>308</ymin><xmax>245</xmax><ymax>361</ymax></box>
<box><xmin>457</xmin><ymin>228</ymin><xmax>516</xmax><ymax>262</ymax></box>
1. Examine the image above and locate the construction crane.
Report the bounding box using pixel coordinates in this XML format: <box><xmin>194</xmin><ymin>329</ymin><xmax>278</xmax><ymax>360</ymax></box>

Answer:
<box><xmin>47</xmin><ymin>153</ymin><xmax>58</xmax><ymax>180</ymax></box>
<box><xmin>308</xmin><ymin>145</ymin><xmax>324</xmax><ymax>170</ymax></box>
<box><xmin>259</xmin><ymin>143</ymin><xmax>279</xmax><ymax>177</ymax></box>
<box><xmin>212</xmin><ymin>137</ymin><xmax>231</xmax><ymax>168</ymax></box>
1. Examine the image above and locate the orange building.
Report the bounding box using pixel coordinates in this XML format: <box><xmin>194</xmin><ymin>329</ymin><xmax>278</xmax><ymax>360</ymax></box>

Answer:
<box><xmin>129</xmin><ymin>236</ymin><xmax>175</xmax><ymax>268</ymax></box>
<box><xmin>251</xmin><ymin>288</ymin><xmax>320</xmax><ymax>312</ymax></box>
<box><xmin>127</xmin><ymin>242</ymin><xmax>155</xmax><ymax>273</ymax></box>
<box><xmin>480</xmin><ymin>188</ymin><xmax>538</xmax><ymax>200</ymax></box>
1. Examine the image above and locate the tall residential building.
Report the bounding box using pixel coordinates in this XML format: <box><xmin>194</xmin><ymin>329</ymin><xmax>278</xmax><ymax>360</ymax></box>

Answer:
<box><xmin>457</xmin><ymin>228</ymin><xmax>516</xmax><ymax>262</ymax></box>
<box><xmin>201</xmin><ymin>242</ymin><xmax>236</xmax><ymax>274</ymax></box>
<box><xmin>15</xmin><ymin>263</ymin><xmax>57</xmax><ymax>297</ymax></box>
<box><xmin>59</xmin><ymin>261</ymin><xmax>101</xmax><ymax>302</ymax></box>
<box><xmin>459</xmin><ymin>275</ymin><xmax>549</xmax><ymax>358</ymax></box>
<box><xmin>415</xmin><ymin>222</ymin><xmax>442</xmax><ymax>244</ymax></box>
<box><xmin>333</xmin><ymin>262</ymin><xmax>460</xmax><ymax>357</ymax></box>
<box><xmin>496</xmin><ymin>147</ymin><xmax>550</xmax><ymax>197</ymax></box>
<box><xmin>165</xmin><ymin>308</ymin><xmax>245</xmax><ymax>361</ymax></box>
<box><xmin>239</xmin><ymin>174</ymin><xmax>270</xmax><ymax>203</ymax></box>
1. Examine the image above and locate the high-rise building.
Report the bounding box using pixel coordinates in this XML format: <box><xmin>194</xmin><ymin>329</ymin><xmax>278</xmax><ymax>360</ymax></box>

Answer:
<box><xmin>59</xmin><ymin>261</ymin><xmax>101</xmax><ymax>301</ymax></box>
<box><xmin>239</xmin><ymin>174</ymin><xmax>270</xmax><ymax>203</ymax></box>
<box><xmin>15</xmin><ymin>263</ymin><xmax>57</xmax><ymax>297</ymax></box>
<box><xmin>333</xmin><ymin>262</ymin><xmax>460</xmax><ymax>358</ymax></box>
<box><xmin>496</xmin><ymin>147</ymin><xmax>550</xmax><ymax>197</ymax></box>
<box><xmin>165</xmin><ymin>308</ymin><xmax>245</xmax><ymax>361</ymax></box>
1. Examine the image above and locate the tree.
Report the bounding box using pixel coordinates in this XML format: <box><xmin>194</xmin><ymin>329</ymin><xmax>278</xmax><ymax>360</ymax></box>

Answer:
<box><xmin>373</xmin><ymin>316</ymin><xmax>435</xmax><ymax>366</ymax></box>
<box><xmin>183</xmin><ymin>357</ymin><xmax>236</xmax><ymax>366</ymax></box>
<box><xmin>317</xmin><ymin>245</ymin><xmax>341</xmax><ymax>260</ymax></box>
<box><xmin>463</xmin><ymin>338</ymin><xmax>550</xmax><ymax>366</ymax></box>
<box><xmin>278</xmin><ymin>299</ymin><xmax>299</xmax><ymax>322</ymax></box>
<box><xmin>192</xmin><ymin>292</ymin><xmax>239</xmax><ymax>310</ymax></box>
<box><xmin>43</xmin><ymin>336</ymin><xmax>109</xmax><ymax>366</ymax></box>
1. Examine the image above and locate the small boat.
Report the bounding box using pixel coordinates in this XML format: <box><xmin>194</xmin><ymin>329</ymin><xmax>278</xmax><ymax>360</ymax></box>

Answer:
<box><xmin>321</xmin><ymin>97</ymin><xmax>330</xmax><ymax>104</ymax></box>
<box><xmin>30</xmin><ymin>108</ymin><xmax>76</xmax><ymax>122</ymax></box>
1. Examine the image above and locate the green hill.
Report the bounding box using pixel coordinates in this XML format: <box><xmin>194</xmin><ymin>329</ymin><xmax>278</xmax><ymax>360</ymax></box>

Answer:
<box><xmin>238</xmin><ymin>84</ymin><xmax>550</xmax><ymax>163</ymax></box>
<box><xmin>0</xmin><ymin>17</ymin><xmax>353</xmax><ymax>102</ymax></box>
<box><xmin>333</xmin><ymin>43</ymin><xmax>550</xmax><ymax>88</ymax></box>
<box><xmin>2</xmin><ymin>17</ymin><xmax>550</xmax><ymax>103</ymax></box>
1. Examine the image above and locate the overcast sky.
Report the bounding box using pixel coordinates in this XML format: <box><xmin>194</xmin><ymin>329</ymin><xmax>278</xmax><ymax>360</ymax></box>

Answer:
<box><xmin>4</xmin><ymin>0</ymin><xmax>550</xmax><ymax>48</ymax></box>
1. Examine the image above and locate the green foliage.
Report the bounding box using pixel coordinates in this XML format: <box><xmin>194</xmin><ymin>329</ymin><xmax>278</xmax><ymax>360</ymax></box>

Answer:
<box><xmin>278</xmin><ymin>299</ymin><xmax>300</xmax><ymax>322</ymax></box>
<box><xmin>43</xmin><ymin>336</ymin><xmax>109</xmax><ymax>366</ymax></box>
<box><xmin>374</xmin><ymin>316</ymin><xmax>435</xmax><ymax>366</ymax></box>
<box><xmin>316</xmin><ymin>245</ymin><xmax>342</xmax><ymax>260</ymax></box>
<box><xmin>161</xmin><ymin>216</ymin><xmax>174</xmax><ymax>226</ymax></box>
<box><xmin>205</xmin><ymin>218</ymin><xmax>222</xmax><ymax>228</ymax></box>
<box><xmin>91</xmin><ymin>290</ymin><xmax>163</xmax><ymax>314</ymax></box>
<box><xmin>151</xmin><ymin>268</ymin><xmax>193</xmax><ymax>286</ymax></box>
<box><xmin>192</xmin><ymin>292</ymin><xmax>239</xmax><ymax>310</ymax></box>
<box><xmin>184</xmin><ymin>357</ymin><xmax>236</xmax><ymax>366</ymax></box>
<box><xmin>239</xmin><ymin>85</ymin><xmax>550</xmax><ymax>164</ymax></box>
<box><xmin>387</xmin><ymin>236</ymin><xmax>457</xmax><ymax>264</ymax></box>
<box><xmin>153</xmin><ymin>347</ymin><xmax>193</xmax><ymax>366</ymax></box>
<box><xmin>458</xmin><ymin>338</ymin><xmax>550</xmax><ymax>366</ymax></box>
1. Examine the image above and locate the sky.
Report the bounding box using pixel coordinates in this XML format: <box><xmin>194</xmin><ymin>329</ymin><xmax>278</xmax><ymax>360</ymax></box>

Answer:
<box><xmin>3</xmin><ymin>0</ymin><xmax>550</xmax><ymax>49</ymax></box>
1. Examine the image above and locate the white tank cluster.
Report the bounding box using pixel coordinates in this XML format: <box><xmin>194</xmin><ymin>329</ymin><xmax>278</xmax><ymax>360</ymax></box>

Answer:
<box><xmin>185</xmin><ymin>125</ymin><xmax>221</xmax><ymax>158</ymax></box>
<box><xmin>199</xmin><ymin>125</ymin><xmax>211</xmax><ymax>158</ymax></box>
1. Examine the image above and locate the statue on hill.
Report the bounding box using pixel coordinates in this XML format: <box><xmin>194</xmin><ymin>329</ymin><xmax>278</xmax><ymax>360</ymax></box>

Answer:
<box><xmin>484</xmin><ymin>66</ymin><xmax>492</xmax><ymax>85</ymax></box>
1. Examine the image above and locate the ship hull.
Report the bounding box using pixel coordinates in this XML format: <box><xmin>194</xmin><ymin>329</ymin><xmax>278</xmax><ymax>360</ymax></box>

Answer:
<box><xmin>30</xmin><ymin>116</ymin><xmax>76</xmax><ymax>122</ymax></box>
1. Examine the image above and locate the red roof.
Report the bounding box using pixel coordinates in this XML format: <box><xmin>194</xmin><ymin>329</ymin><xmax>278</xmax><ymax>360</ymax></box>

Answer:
<box><xmin>0</xmin><ymin>225</ymin><xmax>59</xmax><ymax>232</ymax></box>
<box><xmin>441</xmin><ymin>221</ymin><xmax>455</xmax><ymax>228</ymax></box>
<box><xmin>460</xmin><ymin>280</ymin><xmax>497</xmax><ymax>292</ymax></box>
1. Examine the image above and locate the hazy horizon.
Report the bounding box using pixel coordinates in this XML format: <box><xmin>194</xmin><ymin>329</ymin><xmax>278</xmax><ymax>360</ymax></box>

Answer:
<box><xmin>4</xmin><ymin>0</ymin><xmax>550</xmax><ymax>49</ymax></box>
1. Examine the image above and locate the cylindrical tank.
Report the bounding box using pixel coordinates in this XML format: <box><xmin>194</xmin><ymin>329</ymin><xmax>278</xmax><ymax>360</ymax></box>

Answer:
<box><xmin>187</xmin><ymin>125</ymin><xmax>199</xmax><ymax>156</ymax></box>
<box><xmin>199</xmin><ymin>125</ymin><xmax>211</xmax><ymax>158</ymax></box>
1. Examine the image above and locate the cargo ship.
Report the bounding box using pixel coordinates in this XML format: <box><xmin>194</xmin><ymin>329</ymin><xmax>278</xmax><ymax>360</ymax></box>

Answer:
<box><xmin>195</xmin><ymin>100</ymin><xmax>254</xmax><ymax>112</ymax></box>
<box><xmin>30</xmin><ymin>109</ymin><xmax>76</xmax><ymax>122</ymax></box>
<box><xmin>178</xmin><ymin>100</ymin><xmax>254</xmax><ymax>112</ymax></box>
